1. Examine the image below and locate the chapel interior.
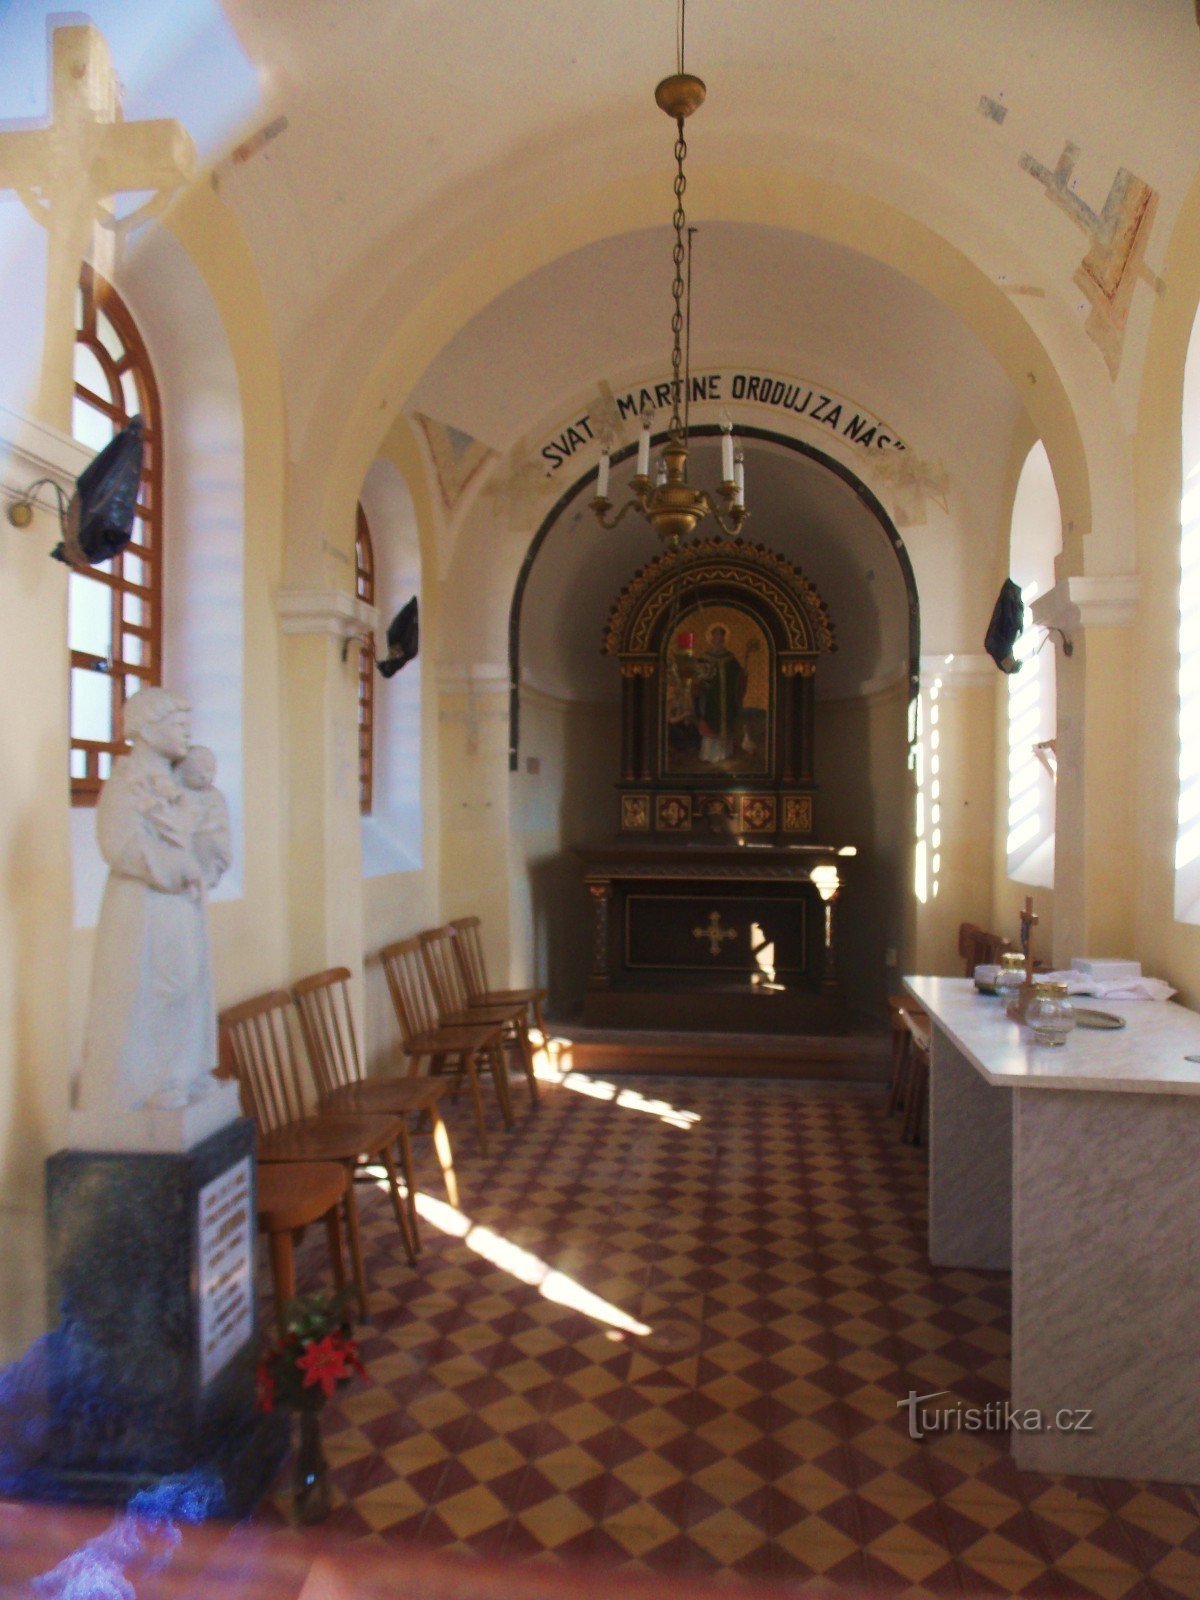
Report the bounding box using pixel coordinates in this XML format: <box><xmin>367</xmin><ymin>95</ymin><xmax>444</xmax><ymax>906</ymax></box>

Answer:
<box><xmin>4</xmin><ymin>3</ymin><xmax>1200</xmax><ymax>1596</ymax></box>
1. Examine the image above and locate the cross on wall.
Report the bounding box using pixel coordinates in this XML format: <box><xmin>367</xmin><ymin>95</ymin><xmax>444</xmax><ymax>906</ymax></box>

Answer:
<box><xmin>0</xmin><ymin>24</ymin><xmax>195</xmax><ymax>427</ymax></box>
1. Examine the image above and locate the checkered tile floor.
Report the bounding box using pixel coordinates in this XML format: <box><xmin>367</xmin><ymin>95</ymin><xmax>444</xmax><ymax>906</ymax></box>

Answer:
<box><xmin>256</xmin><ymin>1069</ymin><xmax>1200</xmax><ymax>1596</ymax></box>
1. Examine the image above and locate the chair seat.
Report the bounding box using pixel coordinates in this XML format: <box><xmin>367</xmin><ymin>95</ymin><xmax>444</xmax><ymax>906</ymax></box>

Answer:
<box><xmin>472</xmin><ymin>987</ymin><xmax>546</xmax><ymax>1008</ymax></box>
<box><xmin>257</xmin><ymin>1160</ymin><xmax>345</xmax><ymax>1231</ymax></box>
<box><xmin>407</xmin><ymin>1023</ymin><xmax>504</xmax><ymax>1054</ymax></box>
<box><xmin>440</xmin><ymin>1005</ymin><xmax>522</xmax><ymax>1030</ymax></box>
<box><xmin>320</xmin><ymin>1077</ymin><xmax>447</xmax><ymax>1117</ymax></box>
<box><xmin>258</xmin><ymin>1111</ymin><xmax>404</xmax><ymax>1165</ymax></box>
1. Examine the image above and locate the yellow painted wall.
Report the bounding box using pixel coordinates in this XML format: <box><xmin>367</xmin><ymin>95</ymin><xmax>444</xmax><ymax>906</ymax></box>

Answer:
<box><xmin>813</xmin><ymin>682</ymin><xmax>911</xmax><ymax>1017</ymax></box>
<box><xmin>361</xmin><ymin>418</ymin><xmax>444</xmax><ymax>1073</ymax></box>
<box><xmin>509</xmin><ymin>688</ymin><xmax>620</xmax><ymax>1013</ymax></box>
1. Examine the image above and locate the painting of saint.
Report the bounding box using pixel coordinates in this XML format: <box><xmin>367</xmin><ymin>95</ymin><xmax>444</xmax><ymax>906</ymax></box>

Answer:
<box><xmin>663</xmin><ymin>606</ymin><xmax>771</xmax><ymax>775</ymax></box>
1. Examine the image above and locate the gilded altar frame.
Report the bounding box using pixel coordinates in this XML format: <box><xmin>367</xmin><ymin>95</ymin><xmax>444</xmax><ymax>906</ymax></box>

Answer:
<box><xmin>602</xmin><ymin>540</ymin><xmax>835</xmax><ymax>837</ymax></box>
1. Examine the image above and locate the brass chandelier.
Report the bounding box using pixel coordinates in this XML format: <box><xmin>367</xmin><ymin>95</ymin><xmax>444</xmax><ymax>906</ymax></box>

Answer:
<box><xmin>590</xmin><ymin>15</ymin><xmax>748</xmax><ymax>547</ymax></box>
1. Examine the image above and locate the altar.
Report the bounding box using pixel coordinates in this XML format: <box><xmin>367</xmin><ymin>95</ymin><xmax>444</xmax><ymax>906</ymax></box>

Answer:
<box><xmin>577</xmin><ymin>839</ymin><xmax>849</xmax><ymax>1031</ymax></box>
<box><xmin>576</xmin><ymin>536</ymin><xmax>852</xmax><ymax>1032</ymax></box>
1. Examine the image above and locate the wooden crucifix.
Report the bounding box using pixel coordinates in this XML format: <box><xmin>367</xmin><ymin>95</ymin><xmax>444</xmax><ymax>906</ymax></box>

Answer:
<box><xmin>1019</xmin><ymin>895</ymin><xmax>1039</xmax><ymax>985</ymax></box>
<box><xmin>0</xmin><ymin>24</ymin><xmax>195</xmax><ymax>428</ymax></box>
<box><xmin>1007</xmin><ymin>894</ymin><xmax>1040</xmax><ymax>1022</ymax></box>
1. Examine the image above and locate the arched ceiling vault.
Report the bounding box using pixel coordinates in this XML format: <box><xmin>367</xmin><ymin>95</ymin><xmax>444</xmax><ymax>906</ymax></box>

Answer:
<box><xmin>519</xmin><ymin>437</ymin><xmax>913</xmax><ymax>707</ymax></box>
<box><xmin>297</xmin><ymin>167</ymin><xmax>1104</xmax><ymax>588</ymax></box>
<box><xmin>211</xmin><ymin>3</ymin><xmax>1200</xmax><ymax>585</ymax></box>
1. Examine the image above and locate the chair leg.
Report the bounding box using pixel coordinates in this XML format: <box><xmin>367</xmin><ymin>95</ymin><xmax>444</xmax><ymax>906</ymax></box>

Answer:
<box><xmin>342</xmin><ymin>1173</ymin><xmax>370</xmax><ymax>1321</ymax></box>
<box><xmin>430</xmin><ymin>1052</ymin><xmax>458</xmax><ymax>1103</ymax></box>
<box><xmin>531</xmin><ymin>997</ymin><xmax>547</xmax><ymax>1044</ymax></box>
<box><xmin>515</xmin><ymin>1021</ymin><xmax>539</xmax><ymax>1108</ymax></box>
<box><xmin>887</xmin><ymin>1029</ymin><xmax>911</xmax><ymax>1118</ymax></box>
<box><xmin>904</xmin><ymin>1058</ymin><xmax>928</xmax><ymax>1146</ymax></box>
<box><xmin>324</xmin><ymin>1204</ymin><xmax>346</xmax><ymax>1293</ymax></box>
<box><xmin>380</xmin><ymin>1145</ymin><xmax>419</xmax><ymax>1266</ymax></box>
<box><xmin>266</xmin><ymin>1228</ymin><xmax>295</xmax><ymax>1337</ymax></box>
<box><xmin>460</xmin><ymin>1051</ymin><xmax>490</xmax><ymax>1154</ymax></box>
<box><xmin>428</xmin><ymin>1100</ymin><xmax>459</xmax><ymax>1209</ymax></box>
<box><xmin>489</xmin><ymin>1043</ymin><xmax>515</xmax><ymax>1129</ymax></box>
<box><xmin>394</xmin><ymin>1121</ymin><xmax>422</xmax><ymax>1252</ymax></box>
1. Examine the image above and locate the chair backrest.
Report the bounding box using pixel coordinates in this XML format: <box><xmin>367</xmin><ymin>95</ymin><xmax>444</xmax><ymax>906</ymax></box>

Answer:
<box><xmin>218</xmin><ymin>989</ymin><xmax>312</xmax><ymax>1134</ymax></box>
<box><xmin>380</xmin><ymin>936</ymin><xmax>440</xmax><ymax>1046</ymax></box>
<box><xmin>418</xmin><ymin>925</ymin><xmax>470</xmax><ymax>1020</ymax></box>
<box><xmin>450</xmin><ymin>915</ymin><xmax>489</xmax><ymax>1003</ymax></box>
<box><xmin>292</xmin><ymin>967</ymin><xmax>363</xmax><ymax>1096</ymax></box>
<box><xmin>957</xmin><ymin>921</ymin><xmax>1010</xmax><ymax>976</ymax></box>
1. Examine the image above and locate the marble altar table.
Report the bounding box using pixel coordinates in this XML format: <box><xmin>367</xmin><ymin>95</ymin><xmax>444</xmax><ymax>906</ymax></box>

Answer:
<box><xmin>905</xmin><ymin>976</ymin><xmax>1200</xmax><ymax>1483</ymax></box>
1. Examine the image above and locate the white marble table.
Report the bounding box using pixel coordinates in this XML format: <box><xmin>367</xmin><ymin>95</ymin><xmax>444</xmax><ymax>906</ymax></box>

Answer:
<box><xmin>905</xmin><ymin>976</ymin><xmax>1200</xmax><ymax>1484</ymax></box>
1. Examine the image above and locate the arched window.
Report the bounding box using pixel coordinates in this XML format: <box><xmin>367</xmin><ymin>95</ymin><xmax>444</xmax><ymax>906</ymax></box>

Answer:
<box><xmin>69</xmin><ymin>263</ymin><xmax>163</xmax><ymax>804</ymax></box>
<box><xmin>356</xmin><ymin>503</ymin><xmax>375</xmax><ymax>815</ymax></box>
<box><xmin>1006</xmin><ymin>442</ymin><xmax>1061</xmax><ymax>887</ymax></box>
<box><xmin>1176</xmin><ymin>304</ymin><xmax>1200</xmax><ymax>919</ymax></box>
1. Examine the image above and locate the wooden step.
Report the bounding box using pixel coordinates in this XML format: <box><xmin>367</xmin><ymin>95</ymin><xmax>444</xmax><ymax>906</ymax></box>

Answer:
<box><xmin>540</xmin><ymin>1025</ymin><xmax>889</xmax><ymax>1081</ymax></box>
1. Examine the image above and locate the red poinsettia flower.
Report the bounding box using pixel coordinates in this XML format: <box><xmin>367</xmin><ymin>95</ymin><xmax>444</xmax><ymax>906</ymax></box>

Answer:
<box><xmin>297</xmin><ymin>1333</ymin><xmax>354</xmax><ymax>1399</ymax></box>
<box><xmin>337</xmin><ymin>1331</ymin><xmax>366</xmax><ymax>1378</ymax></box>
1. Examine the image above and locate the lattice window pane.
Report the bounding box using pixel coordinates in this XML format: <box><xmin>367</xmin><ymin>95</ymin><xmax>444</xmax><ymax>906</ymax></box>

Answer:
<box><xmin>70</xmin><ymin>667</ymin><xmax>112</xmax><ymax>744</ymax></box>
<box><xmin>69</xmin><ymin>265</ymin><xmax>163</xmax><ymax>804</ymax></box>
<box><xmin>72</xmin><ymin>396</ymin><xmax>114</xmax><ymax>453</ymax></box>
<box><xmin>68</xmin><ymin>572</ymin><xmax>113</xmax><ymax>661</ymax></box>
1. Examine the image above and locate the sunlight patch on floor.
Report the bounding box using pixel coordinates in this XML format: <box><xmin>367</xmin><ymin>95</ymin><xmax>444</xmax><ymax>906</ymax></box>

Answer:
<box><xmin>533</xmin><ymin>1039</ymin><xmax>701</xmax><ymax>1130</ymax></box>
<box><xmin>408</xmin><ymin>1190</ymin><xmax>652</xmax><ymax>1337</ymax></box>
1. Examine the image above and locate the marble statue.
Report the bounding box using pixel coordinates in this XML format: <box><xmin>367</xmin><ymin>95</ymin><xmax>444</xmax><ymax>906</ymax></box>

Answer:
<box><xmin>178</xmin><ymin>744</ymin><xmax>232</xmax><ymax>890</ymax></box>
<box><xmin>78</xmin><ymin>688</ymin><xmax>226</xmax><ymax>1116</ymax></box>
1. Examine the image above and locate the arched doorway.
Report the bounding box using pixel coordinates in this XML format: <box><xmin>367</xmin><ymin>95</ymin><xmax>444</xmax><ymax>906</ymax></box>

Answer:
<box><xmin>508</xmin><ymin>429</ymin><xmax>919</xmax><ymax>1023</ymax></box>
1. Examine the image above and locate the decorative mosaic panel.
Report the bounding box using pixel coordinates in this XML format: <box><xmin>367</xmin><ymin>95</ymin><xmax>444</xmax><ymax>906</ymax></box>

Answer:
<box><xmin>620</xmin><ymin>794</ymin><xmax>650</xmax><ymax>833</ymax></box>
<box><xmin>656</xmin><ymin>795</ymin><xmax>692</xmax><ymax>832</ymax></box>
<box><xmin>739</xmin><ymin>795</ymin><xmax>777</xmax><ymax>833</ymax></box>
<box><xmin>783</xmin><ymin>795</ymin><xmax>813</xmax><ymax>834</ymax></box>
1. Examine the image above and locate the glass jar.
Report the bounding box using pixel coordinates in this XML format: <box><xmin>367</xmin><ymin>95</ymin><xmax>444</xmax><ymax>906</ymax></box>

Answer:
<box><xmin>1026</xmin><ymin>980</ymin><xmax>1075</xmax><ymax>1047</ymax></box>
<box><xmin>997</xmin><ymin>952</ymin><xmax>1026</xmax><ymax>989</ymax></box>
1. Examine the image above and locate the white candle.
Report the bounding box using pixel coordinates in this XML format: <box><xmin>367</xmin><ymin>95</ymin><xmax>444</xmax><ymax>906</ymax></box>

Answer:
<box><xmin>597</xmin><ymin>449</ymin><xmax>610</xmax><ymax>500</ymax></box>
<box><xmin>637</xmin><ymin>421</ymin><xmax>651</xmax><ymax>478</ymax></box>
<box><xmin>733</xmin><ymin>449</ymin><xmax>745</xmax><ymax>506</ymax></box>
<box><xmin>721</xmin><ymin>427</ymin><xmax>735</xmax><ymax>483</ymax></box>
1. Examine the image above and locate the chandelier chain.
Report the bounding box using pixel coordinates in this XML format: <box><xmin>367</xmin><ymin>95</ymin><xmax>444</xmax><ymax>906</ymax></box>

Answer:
<box><xmin>670</xmin><ymin>119</ymin><xmax>687</xmax><ymax>437</ymax></box>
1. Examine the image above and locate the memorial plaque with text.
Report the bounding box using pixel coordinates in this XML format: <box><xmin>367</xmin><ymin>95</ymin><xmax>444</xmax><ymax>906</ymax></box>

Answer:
<box><xmin>198</xmin><ymin>1156</ymin><xmax>253</xmax><ymax>1387</ymax></box>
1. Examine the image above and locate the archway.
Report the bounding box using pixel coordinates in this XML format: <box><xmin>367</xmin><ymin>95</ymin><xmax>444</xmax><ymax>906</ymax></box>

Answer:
<box><xmin>508</xmin><ymin>430</ymin><xmax>918</xmax><ymax>1021</ymax></box>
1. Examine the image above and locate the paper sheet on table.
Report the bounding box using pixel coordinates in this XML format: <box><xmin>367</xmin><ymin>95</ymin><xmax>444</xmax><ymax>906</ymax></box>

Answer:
<box><xmin>1040</xmin><ymin>970</ymin><xmax>1176</xmax><ymax>1001</ymax></box>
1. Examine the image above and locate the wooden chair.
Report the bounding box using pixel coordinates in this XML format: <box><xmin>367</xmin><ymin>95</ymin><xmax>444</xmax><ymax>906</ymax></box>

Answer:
<box><xmin>292</xmin><ymin>966</ymin><xmax>461</xmax><ymax>1233</ymax></box>
<box><xmin>420</xmin><ymin>925</ymin><xmax>538</xmax><ymax>1110</ymax></box>
<box><xmin>958</xmin><ymin>921</ymin><xmax>1011</xmax><ymax>976</ymax></box>
<box><xmin>451</xmin><ymin>914</ymin><xmax>547</xmax><ymax>1103</ymax></box>
<box><xmin>219</xmin><ymin>989</ymin><xmax>418</xmax><ymax>1318</ymax></box>
<box><xmin>380</xmin><ymin>936</ymin><xmax>514</xmax><ymax>1152</ymax></box>
<box><xmin>886</xmin><ymin>994</ymin><xmax>912</xmax><ymax>1117</ymax></box>
<box><xmin>902</xmin><ymin>1008</ymin><xmax>931</xmax><ymax>1146</ymax></box>
<box><xmin>256</xmin><ymin>1160</ymin><xmax>346</xmax><ymax>1335</ymax></box>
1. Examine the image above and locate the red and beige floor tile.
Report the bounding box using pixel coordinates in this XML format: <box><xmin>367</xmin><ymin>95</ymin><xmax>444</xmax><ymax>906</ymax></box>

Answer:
<box><xmin>255</xmin><ymin>1072</ymin><xmax>1200</xmax><ymax>1597</ymax></box>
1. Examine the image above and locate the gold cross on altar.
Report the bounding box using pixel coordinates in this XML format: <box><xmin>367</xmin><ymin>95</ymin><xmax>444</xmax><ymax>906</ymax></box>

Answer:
<box><xmin>693</xmin><ymin>910</ymin><xmax>737</xmax><ymax>957</ymax></box>
<box><xmin>0</xmin><ymin>24</ymin><xmax>195</xmax><ymax>426</ymax></box>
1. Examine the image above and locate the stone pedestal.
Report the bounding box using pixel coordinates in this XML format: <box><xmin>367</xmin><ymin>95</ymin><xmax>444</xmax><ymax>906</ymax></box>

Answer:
<box><xmin>23</xmin><ymin>1118</ymin><xmax>285</xmax><ymax>1513</ymax></box>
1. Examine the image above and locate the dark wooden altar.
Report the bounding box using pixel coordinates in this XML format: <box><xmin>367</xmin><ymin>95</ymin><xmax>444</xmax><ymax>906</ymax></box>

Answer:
<box><xmin>577</xmin><ymin>840</ymin><xmax>850</xmax><ymax>1032</ymax></box>
<box><xmin>578</xmin><ymin>540</ymin><xmax>850</xmax><ymax>1033</ymax></box>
